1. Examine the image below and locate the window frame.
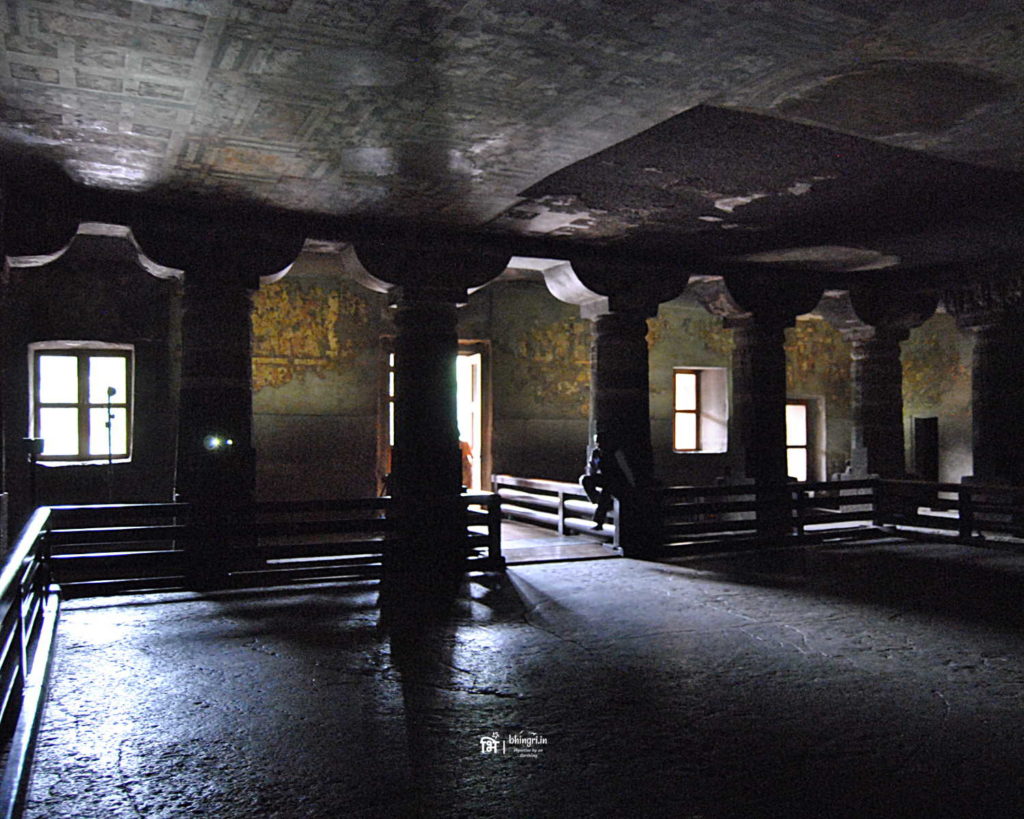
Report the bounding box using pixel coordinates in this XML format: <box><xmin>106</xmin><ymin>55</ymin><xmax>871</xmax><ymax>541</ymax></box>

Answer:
<box><xmin>785</xmin><ymin>399</ymin><xmax>811</xmax><ymax>482</ymax></box>
<box><xmin>29</xmin><ymin>342</ymin><xmax>135</xmax><ymax>465</ymax></box>
<box><xmin>672</xmin><ymin>368</ymin><xmax>701</xmax><ymax>453</ymax></box>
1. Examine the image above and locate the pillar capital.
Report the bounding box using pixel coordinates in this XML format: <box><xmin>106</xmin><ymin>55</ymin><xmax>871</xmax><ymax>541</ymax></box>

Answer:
<box><xmin>847</xmin><ymin>286</ymin><xmax>937</xmax><ymax>334</ymax></box>
<box><xmin>2</xmin><ymin>156</ymin><xmax>79</xmax><ymax>259</ymax></box>
<box><xmin>543</xmin><ymin>256</ymin><xmax>687</xmax><ymax>319</ymax></box>
<box><xmin>688</xmin><ymin>276</ymin><xmax>751</xmax><ymax>322</ymax></box>
<box><xmin>130</xmin><ymin>215</ymin><xmax>303</xmax><ymax>287</ymax></box>
<box><xmin>352</xmin><ymin>234</ymin><xmax>510</xmax><ymax>295</ymax></box>
<box><xmin>722</xmin><ymin>270</ymin><xmax>823</xmax><ymax>329</ymax></box>
<box><xmin>818</xmin><ymin>288</ymin><xmax>930</xmax><ymax>341</ymax></box>
<box><xmin>945</xmin><ymin>267</ymin><xmax>1024</xmax><ymax>331</ymax></box>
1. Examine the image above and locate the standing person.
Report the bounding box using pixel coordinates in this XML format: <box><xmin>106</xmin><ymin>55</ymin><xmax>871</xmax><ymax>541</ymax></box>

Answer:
<box><xmin>459</xmin><ymin>439</ymin><xmax>474</xmax><ymax>491</ymax></box>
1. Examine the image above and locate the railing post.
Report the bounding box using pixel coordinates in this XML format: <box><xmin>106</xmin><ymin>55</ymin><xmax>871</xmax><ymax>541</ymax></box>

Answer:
<box><xmin>873</xmin><ymin>479</ymin><xmax>887</xmax><ymax>526</ymax></box>
<box><xmin>959</xmin><ymin>486</ymin><xmax>975</xmax><ymax>542</ymax></box>
<box><xmin>794</xmin><ymin>486</ymin><xmax>806</xmax><ymax>538</ymax></box>
<box><xmin>487</xmin><ymin>494</ymin><xmax>503</xmax><ymax>568</ymax></box>
<box><xmin>557</xmin><ymin>490</ymin><xmax>566</xmax><ymax>535</ymax></box>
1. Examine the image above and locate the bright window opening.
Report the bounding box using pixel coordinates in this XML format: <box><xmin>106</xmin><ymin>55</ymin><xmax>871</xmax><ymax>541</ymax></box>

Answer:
<box><xmin>30</xmin><ymin>343</ymin><xmax>134</xmax><ymax>464</ymax></box>
<box><xmin>672</xmin><ymin>367</ymin><xmax>728</xmax><ymax>453</ymax></box>
<box><xmin>673</xmin><ymin>369</ymin><xmax>700</xmax><ymax>451</ymax></box>
<box><xmin>786</xmin><ymin>401</ymin><xmax>809</xmax><ymax>482</ymax></box>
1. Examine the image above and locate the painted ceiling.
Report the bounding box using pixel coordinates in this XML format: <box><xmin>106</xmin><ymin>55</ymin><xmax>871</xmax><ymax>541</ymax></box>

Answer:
<box><xmin>2</xmin><ymin>1</ymin><xmax>1023</xmax><ymax>271</ymax></box>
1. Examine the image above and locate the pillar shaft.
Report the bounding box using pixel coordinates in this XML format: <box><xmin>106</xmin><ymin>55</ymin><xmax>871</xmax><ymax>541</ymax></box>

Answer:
<box><xmin>586</xmin><ymin>309</ymin><xmax>660</xmax><ymax>556</ymax></box>
<box><xmin>385</xmin><ymin>290</ymin><xmax>468</xmax><ymax>576</ymax></box>
<box><xmin>590</xmin><ymin>311</ymin><xmax>655</xmax><ymax>486</ymax></box>
<box><xmin>175</xmin><ymin>268</ymin><xmax>257</xmax><ymax>586</ymax></box>
<box><xmin>730</xmin><ymin>317</ymin><xmax>789</xmax><ymax>485</ymax></box>
<box><xmin>970</xmin><ymin>322</ymin><xmax>1024</xmax><ymax>484</ymax></box>
<box><xmin>390</xmin><ymin>294</ymin><xmax>462</xmax><ymax>501</ymax></box>
<box><xmin>848</xmin><ymin>328</ymin><xmax>908</xmax><ymax>478</ymax></box>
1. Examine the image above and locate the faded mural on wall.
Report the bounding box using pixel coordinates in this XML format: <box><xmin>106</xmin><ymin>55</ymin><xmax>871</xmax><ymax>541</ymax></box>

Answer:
<box><xmin>902</xmin><ymin>313</ymin><xmax>970</xmax><ymax>413</ymax></box>
<box><xmin>488</xmin><ymin>283</ymin><xmax>592</xmax><ymax>420</ymax></box>
<box><xmin>903</xmin><ymin>312</ymin><xmax>973</xmax><ymax>482</ymax></box>
<box><xmin>251</xmin><ymin>279</ymin><xmax>371</xmax><ymax>391</ymax></box>
<box><xmin>647</xmin><ymin>311</ymin><xmax>733</xmax><ymax>382</ymax></box>
<box><xmin>785</xmin><ymin>317</ymin><xmax>851</xmax><ymax>404</ymax></box>
<box><xmin>507</xmin><ymin>316</ymin><xmax>591</xmax><ymax>417</ymax></box>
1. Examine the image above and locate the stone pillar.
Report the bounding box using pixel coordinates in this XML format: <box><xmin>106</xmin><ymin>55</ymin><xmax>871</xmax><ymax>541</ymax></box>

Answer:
<box><xmin>844</xmin><ymin>326</ymin><xmax>909</xmax><ymax>478</ymax></box>
<box><xmin>722</xmin><ymin>272</ymin><xmax>823</xmax><ymax>538</ymax></box>
<box><xmin>960</xmin><ymin>317</ymin><xmax>1024</xmax><ymax>485</ymax></box>
<box><xmin>818</xmin><ymin>287</ymin><xmax>936</xmax><ymax>479</ymax></box>
<box><xmin>388</xmin><ymin>288</ymin><xmax>466</xmax><ymax>568</ymax></box>
<box><xmin>590</xmin><ymin>309</ymin><xmax>656</xmax><ymax>485</ymax></box>
<box><xmin>540</xmin><ymin>256</ymin><xmax>687</xmax><ymax>558</ymax></box>
<box><xmin>175</xmin><ymin>265</ymin><xmax>258</xmax><ymax>585</ymax></box>
<box><xmin>587</xmin><ymin>307</ymin><xmax>661</xmax><ymax>557</ymax></box>
<box><xmin>0</xmin><ymin>185</ymin><xmax>7</xmax><ymax>553</ymax></box>
<box><xmin>728</xmin><ymin>315</ymin><xmax>790</xmax><ymax>486</ymax></box>
<box><xmin>941</xmin><ymin>275</ymin><xmax>1024</xmax><ymax>485</ymax></box>
<box><xmin>351</xmin><ymin>238</ymin><xmax>509</xmax><ymax>586</ymax></box>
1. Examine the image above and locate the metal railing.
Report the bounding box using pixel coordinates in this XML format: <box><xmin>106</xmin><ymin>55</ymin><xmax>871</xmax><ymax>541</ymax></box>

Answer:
<box><xmin>42</xmin><ymin>493</ymin><xmax>503</xmax><ymax>596</ymax></box>
<box><xmin>491</xmin><ymin>474</ymin><xmax>619</xmax><ymax>548</ymax></box>
<box><xmin>660</xmin><ymin>477</ymin><xmax>1024</xmax><ymax>552</ymax></box>
<box><xmin>875</xmin><ymin>480</ymin><xmax>1024</xmax><ymax>542</ymax></box>
<box><xmin>0</xmin><ymin>509</ymin><xmax>61</xmax><ymax>819</ymax></box>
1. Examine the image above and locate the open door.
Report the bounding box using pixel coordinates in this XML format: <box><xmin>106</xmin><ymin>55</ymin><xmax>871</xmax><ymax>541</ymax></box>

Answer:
<box><xmin>378</xmin><ymin>340</ymin><xmax>490</xmax><ymax>494</ymax></box>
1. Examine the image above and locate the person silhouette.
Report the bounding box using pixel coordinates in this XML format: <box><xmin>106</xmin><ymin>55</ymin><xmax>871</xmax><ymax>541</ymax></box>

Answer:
<box><xmin>580</xmin><ymin>435</ymin><xmax>634</xmax><ymax>530</ymax></box>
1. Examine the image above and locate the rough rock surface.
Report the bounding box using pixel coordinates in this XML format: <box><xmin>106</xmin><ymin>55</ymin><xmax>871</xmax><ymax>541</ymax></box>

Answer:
<box><xmin>26</xmin><ymin>540</ymin><xmax>1024</xmax><ymax>817</ymax></box>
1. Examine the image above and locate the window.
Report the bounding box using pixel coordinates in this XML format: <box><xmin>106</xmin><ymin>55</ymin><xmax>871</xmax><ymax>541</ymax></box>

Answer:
<box><xmin>30</xmin><ymin>343</ymin><xmax>134</xmax><ymax>463</ymax></box>
<box><xmin>673</xmin><ymin>369</ymin><xmax>700</xmax><ymax>451</ymax></box>
<box><xmin>672</xmin><ymin>366</ymin><xmax>728</xmax><ymax>453</ymax></box>
<box><xmin>786</xmin><ymin>401</ymin><xmax>809</xmax><ymax>482</ymax></box>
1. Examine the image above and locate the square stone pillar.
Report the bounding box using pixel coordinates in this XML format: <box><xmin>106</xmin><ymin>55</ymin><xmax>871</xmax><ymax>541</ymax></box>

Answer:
<box><xmin>386</xmin><ymin>287</ymin><xmax>467</xmax><ymax>573</ymax></box>
<box><xmin>588</xmin><ymin>308</ymin><xmax>661</xmax><ymax>557</ymax></box>
<box><xmin>845</xmin><ymin>326</ymin><xmax>910</xmax><ymax>478</ymax></box>
<box><xmin>175</xmin><ymin>268</ymin><xmax>257</xmax><ymax>586</ymax></box>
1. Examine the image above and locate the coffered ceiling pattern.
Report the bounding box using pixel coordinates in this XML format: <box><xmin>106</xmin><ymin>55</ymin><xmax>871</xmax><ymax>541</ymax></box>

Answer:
<box><xmin>2</xmin><ymin>1</ymin><xmax>1023</xmax><ymax>261</ymax></box>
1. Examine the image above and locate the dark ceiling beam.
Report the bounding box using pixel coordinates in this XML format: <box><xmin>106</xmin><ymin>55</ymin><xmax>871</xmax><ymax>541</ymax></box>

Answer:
<box><xmin>4</xmin><ymin>155</ymin><xmax>1021</xmax><ymax>292</ymax></box>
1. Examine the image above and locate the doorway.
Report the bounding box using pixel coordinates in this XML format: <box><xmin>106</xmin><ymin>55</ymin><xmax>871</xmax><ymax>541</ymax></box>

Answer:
<box><xmin>456</xmin><ymin>350</ymin><xmax>484</xmax><ymax>490</ymax></box>
<box><xmin>378</xmin><ymin>340</ymin><xmax>491</xmax><ymax>493</ymax></box>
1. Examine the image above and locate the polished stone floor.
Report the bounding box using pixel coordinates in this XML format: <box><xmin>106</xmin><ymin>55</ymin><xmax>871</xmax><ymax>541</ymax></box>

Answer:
<box><xmin>25</xmin><ymin>537</ymin><xmax>1024</xmax><ymax>818</ymax></box>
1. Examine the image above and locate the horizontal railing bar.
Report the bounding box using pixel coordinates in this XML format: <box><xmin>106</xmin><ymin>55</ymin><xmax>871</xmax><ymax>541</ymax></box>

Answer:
<box><xmin>256</xmin><ymin>540</ymin><xmax>395</xmax><ymax>560</ymax></box>
<box><xmin>663</xmin><ymin>500</ymin><xmax>765</xmax><ymax>515</ymax></box>
<box><xmin>0</xmin><ymin>510</ymin><xmax>50</xmax><ymax>601</ymax></box>
<box><xmin>250</xmin><ymin>520</ymin><xmax>394</xmax><ymax>537</ymax></box>
<box><xmin>45</xmin><ymin>525</ymin><xmax>187</xmax><ymax>545</ymax></box>
<box><xmin>0</xmin><ymin>589</ymin><xmax>60</xmax><ymax>819</ymax></box>
<box><xmin>492</xmin><ymin>475</ymin><xmax>588</xmax><ymax>496</ymax></box>
<box><xmin>255</xmin><ymin>497</ymin><xmax>390</xmax><ymax>514</ymax></box>
<box><xmin>663</xmin><ymin>518</ymin><xmax>761</xmax><ymax>536</ymax></box>
<box><xmin>796</xmin><ymin>511</ymin><xmax>878</xmax><ymax>525</ymax></box>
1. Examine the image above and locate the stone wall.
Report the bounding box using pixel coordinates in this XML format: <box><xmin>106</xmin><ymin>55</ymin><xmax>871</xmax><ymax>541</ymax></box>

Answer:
<box><xmin>251</xmin><ymin>254</ymin><xmax>387</xmax><ymax>500</ymax></box>
<box><xmin>465</xmin><ymin>281</ymin><xmax>592</xmax><ymax>482</ymax></box>
<box><xmin>2</xmin><ymin>232</ymin><xmax>180</xmax><ymax>526</ymax></box>
<box><xmin>902</xmin><ymin>311</ymin><xmax>973</xmax><ymax>482</ymax></box>
<box><xmin>248</xmin><ymin>270</ymin><xmax>975</xmax><ymax>499</ymax></box>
